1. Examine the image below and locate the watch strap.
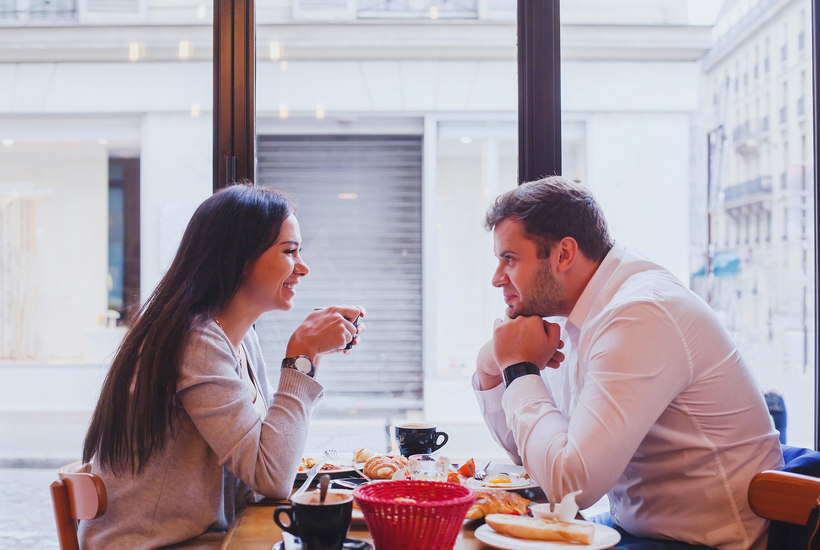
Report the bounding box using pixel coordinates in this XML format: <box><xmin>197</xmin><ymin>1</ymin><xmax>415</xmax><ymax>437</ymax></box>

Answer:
<box><xmin>502</xmin><ymin>362</ymin><xmax>540</xmax><ymax>387</ymax></box>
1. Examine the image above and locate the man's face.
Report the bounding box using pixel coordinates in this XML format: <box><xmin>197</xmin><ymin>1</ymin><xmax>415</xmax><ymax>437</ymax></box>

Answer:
<box><xmin>491</xmin><ymin>218</ymin><xmax>567</xmax><ymax>318</ymax></box>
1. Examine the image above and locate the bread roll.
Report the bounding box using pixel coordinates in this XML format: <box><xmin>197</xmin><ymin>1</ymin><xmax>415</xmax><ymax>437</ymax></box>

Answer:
<box><xmin>353</xmin><ymin>447</ymin><xmax>375</xmax><ymax>463</ymax></box>
<box><xmin>465</xmin><ymin>489</ymin><xmax>531</xmax><ymax>520</ymax></box>
<box><xmin>485</xmin><ymin>514</ymin><xmax>594</xmax><ymax>544</ymax></box>
<box><xmin>363</xmin><ymin>454</ymin><xmax>409</xmax><ymax>480</ymax></box>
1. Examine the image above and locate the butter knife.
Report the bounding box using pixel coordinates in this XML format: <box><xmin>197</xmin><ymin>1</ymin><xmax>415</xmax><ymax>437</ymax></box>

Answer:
<box><xmin>292</xmin><ymin>459</ymin><xmax>327</xmax><ymax>499</ymax></box>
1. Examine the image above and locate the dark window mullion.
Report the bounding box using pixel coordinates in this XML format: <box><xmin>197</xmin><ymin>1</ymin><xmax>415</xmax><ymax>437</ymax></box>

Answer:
<box><xmin>214</xmin><ymin>0</ymin><xmax>255</xmax><ymax>191</ymax></box>
<box><xmin>517</xmin><ymin>0</ymin><xmax>561</xmax><ymax>183</ymax></box>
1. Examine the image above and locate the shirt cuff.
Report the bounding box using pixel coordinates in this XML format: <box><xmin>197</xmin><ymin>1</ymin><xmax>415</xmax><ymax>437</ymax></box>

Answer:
<box><xmin>472</xmin><ymin>371</ymin><xmax>506</xmax><ymax>418</ymax></box>
<box><xmin>500</xmin><ymin>373</ymin><xmax>554</xmax><ymax>415</ymax></box>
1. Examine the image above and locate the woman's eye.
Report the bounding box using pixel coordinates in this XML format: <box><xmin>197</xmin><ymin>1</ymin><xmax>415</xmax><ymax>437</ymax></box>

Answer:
<box><xmin>285</xmin><ymin>248</ymin><xmax>298</xmax><ymax>255</ymax></box>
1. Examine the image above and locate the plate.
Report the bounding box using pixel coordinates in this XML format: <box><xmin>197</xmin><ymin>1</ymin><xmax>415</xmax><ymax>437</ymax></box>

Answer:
<box><xmin>295</xmin><ymin>465</ymin><xmax>357</xmax><ymax>478</ymax></box>
<box><xmin>296</xmin><ymin>453</ymin><xmax>358</xmax><ymax>478</ymax></box>
<box><xmin>474</xmin><ymin>522</ymin><xmax>621</xmax><ymax>550</ymax></box>
<box><xmin>464</xmin><ymin>477</ymin><xmax>540</xmax><ymax>490</ymax></box>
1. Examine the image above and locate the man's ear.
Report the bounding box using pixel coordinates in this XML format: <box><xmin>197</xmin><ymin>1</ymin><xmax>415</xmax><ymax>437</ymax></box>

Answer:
<box><xmin>554</xmin><ymin>237</ymin><xmax>579</xmax><ymax>273</ymax></box>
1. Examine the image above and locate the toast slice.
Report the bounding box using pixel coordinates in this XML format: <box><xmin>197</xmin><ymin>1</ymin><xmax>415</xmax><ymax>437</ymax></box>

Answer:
<box><xmin>485</xmin><ymin>513</ymin><xmax>594</xmax><ymax>544</ymax></box>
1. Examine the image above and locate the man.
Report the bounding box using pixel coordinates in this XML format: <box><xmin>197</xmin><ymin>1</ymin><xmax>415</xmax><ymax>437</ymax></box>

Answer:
<box><xmin>474</xmin><ymin>176</ymin><xmax>783</xmax><ymax>549</ymax></box>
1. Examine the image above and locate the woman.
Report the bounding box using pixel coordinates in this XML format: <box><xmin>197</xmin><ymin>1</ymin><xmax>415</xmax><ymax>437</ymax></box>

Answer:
<box><xmin>79</xmin><ymin>184</ymin><xmax>363</xmax><ymax>549</ymax></box>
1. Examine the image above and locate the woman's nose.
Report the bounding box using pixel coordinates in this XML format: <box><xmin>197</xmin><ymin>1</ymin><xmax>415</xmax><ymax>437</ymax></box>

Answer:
<box><xmin>296</xmin><ymin>257</ymin><xmax>310</xmax><ymax>276</ymax></box>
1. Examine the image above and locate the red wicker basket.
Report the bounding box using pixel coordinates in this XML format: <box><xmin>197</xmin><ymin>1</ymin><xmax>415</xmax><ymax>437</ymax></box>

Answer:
<box><xmin>352</xmin><ymin>480</ymin><xmax>475</xmax><ymax>550</ymax></box>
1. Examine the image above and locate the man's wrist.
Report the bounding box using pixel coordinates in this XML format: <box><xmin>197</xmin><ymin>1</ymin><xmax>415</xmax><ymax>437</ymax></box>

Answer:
<box><xmin>478</xmin><ymin>370</ymin><xmax>504</xmax><ymax>391</ymax></box>
<box><xmin>502</xmin><ymin>362</ymin><xmax>540</xmax><ymax>387</ymax></box>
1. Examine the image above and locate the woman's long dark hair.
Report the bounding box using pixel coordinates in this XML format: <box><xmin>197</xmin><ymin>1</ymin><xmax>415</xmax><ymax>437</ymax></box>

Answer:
<box><xmin>83</xmin><ymin>184</ymin><xmax>293</xmax><ymax>474</ymax></box>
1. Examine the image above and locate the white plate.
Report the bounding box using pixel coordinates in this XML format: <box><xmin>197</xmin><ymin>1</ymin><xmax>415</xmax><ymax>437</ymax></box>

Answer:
<box><xmin>295</xmin><ymin>465</ymin><xmax>357</xmax><ymax>478</ymax></box>
<box><xmin>296</xmin><ymin>453</ymin><xmax>358</xmax><ymax>478</ymax></box>
<box><xmin>466</xmin><ymin>477</ymin><xmax>539</xmax><ymax>490</ymax></box>
<box><xmin>474</xmin><ymin>522</ymin><xmax>621</xmax><ymax>549</ymax></box>
<box><xmin>459</xmin><ymin>463</ymin><xmax>540</xmax><ymax>490</ymax></box>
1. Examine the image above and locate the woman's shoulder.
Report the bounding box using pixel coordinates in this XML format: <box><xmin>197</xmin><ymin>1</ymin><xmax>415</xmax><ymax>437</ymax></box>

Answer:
<box><xmin>178</xmin><ymin>321</ymin><xmax>237</xmax><ymax>379</ymax></box>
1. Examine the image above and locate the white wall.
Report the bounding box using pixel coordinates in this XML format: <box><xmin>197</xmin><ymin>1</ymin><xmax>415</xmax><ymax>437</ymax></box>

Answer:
<box><xmin>564</xmin><ymin>60</ymin><xmax>701</xmax><ymax>282</ymax></box>
<box><xmin>139</xmin><ymin>113</ymin><xmax>213</xmax><ymax>296</ymax></box>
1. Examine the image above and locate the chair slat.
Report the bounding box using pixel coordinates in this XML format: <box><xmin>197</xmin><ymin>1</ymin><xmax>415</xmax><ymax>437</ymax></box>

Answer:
<box><xmin>50</xmin><ymin>480</ymin><xmax>81</xmax><ymax>550</ymax></box>
<box><xmin>748</xmin><ymin>470</ymin><xmax>820</xmax><ymax>525</ymax></box>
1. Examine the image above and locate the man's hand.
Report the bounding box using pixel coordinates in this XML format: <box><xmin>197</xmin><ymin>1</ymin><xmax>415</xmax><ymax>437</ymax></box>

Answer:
<box><xmin>476</xmin><ymin>339</ymin><xmax>503</xmax><ymax>390</ymax></box>
<box><xmin>492</xmin><ymin>315</ymin><xmax>564</xmax><ymax>373</ymax></box>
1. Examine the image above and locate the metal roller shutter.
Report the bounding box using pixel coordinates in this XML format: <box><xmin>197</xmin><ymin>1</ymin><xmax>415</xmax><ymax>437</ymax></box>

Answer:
<box><xmin>256</xmin><ymin>135</ymin><xmax>423</xmax><ymax>417</ymax></box>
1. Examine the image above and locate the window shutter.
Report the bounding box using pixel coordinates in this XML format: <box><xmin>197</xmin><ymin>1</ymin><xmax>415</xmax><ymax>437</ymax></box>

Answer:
<box><xmin>256</xmin><ymin>135</ymin><xmax>423</xmax><ymax>417</ymax></box>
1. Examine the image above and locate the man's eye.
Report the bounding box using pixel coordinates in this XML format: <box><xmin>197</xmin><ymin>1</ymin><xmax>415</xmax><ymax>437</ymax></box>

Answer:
<box><xmin>504</xmin><ymin>255</ymin><xmax>514</xmax><ymax>264</ymax></box>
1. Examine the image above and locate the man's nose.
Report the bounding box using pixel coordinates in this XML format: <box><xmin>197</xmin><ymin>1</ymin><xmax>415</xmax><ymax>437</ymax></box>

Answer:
<box><xmin>491</xmin><ymin>267</ymin><xmax>507</xmax><ymax>287</ymax></box>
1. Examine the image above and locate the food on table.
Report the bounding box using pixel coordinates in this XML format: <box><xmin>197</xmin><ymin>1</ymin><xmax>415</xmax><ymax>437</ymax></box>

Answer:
<box><xmin>353</xmin><ymin>447</ymin><xmax>375</xmax><ymax>463</ymax></box>
<box><xmin>393</xmin><ymin>497</ymin><xmax>418</xmax><ymax>504</ymax></box>
<box><xmin>446</xmin><ymin>471</ymin><xmax>461</xmax><ymax>484</ymax></box>
<box><xmin>298</xmin><ymin>457</ymin><xmax>341</xmax><ymax>472</ymax></box>
<box><xmin>485</xmin><ymin>514</ymin><xmax>594</xmax><ymax>544</ymax></box>
<box><xmin>486</xmin><ymin>474</ymin><xmax>512</xmax><ymax>485</ymax></box>
<box><xmin>465</xmin><ymin>489</ymin><xmax>531</xmax><ymax>520</ymax></box>
<box><xmin>457</xmin><ymin>458</ymin><xmax>476</xmax><ymax>477</ymax></box>
<box><xmin>363</xmin><ymin>454</ymin><xmax>410</xmax><ymax>480</ymax></box>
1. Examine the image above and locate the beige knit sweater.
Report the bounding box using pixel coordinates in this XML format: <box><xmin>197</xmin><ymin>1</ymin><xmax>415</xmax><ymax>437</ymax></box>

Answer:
<box><xmin>80</xmin><ymin>322</ymin><xmax>323</xmax><ymax>549</ymax></box>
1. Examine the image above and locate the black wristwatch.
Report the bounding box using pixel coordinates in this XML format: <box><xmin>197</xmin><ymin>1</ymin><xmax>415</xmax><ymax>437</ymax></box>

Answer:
<box><xmin>281</xmin><ymin>355</ymin><xmax>317</xmax><ymax>378</ymax></box>
<box><xmin>502</xmin><ymin>362</ymin><xmax>540</xmax><ymax>387</ymax></box>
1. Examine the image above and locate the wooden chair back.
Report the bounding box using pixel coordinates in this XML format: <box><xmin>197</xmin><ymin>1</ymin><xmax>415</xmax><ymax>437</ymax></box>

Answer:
<box><xmin>749</xmin><ymin>469</ymin><xmax>820</xmax><ymax>525</ymax></box>
<box><xmin>50</xmin><ymin>461</ymin><xmax>107</xmax><ymax>550</ymax></box>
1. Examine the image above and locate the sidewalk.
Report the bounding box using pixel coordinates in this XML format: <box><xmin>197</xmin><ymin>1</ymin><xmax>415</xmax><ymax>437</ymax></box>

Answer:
<box><xmin>0</xmin><ymin>410</ymin><xmax>509</xmax><ymax>469</ymax></box>
<box><xmin>0</xmin><ymin>411</ymin><xmax>90</xmax><ymax>469</ymax></box>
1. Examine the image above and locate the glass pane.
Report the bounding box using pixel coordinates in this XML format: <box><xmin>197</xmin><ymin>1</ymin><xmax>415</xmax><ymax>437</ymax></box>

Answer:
<box><xmin>255</xmin><ymin>0</ymin><xmax>518</xmax><ymax>458</ymax></box>
<box><xmin>560</xmin><ymin>0</ymin><xmax>814</xmax><ymax>446</ymax></box>
<box><xmin>0</xmin><ymin>2</ymin><xmax>213</xmax><ymax>546</ymax></box>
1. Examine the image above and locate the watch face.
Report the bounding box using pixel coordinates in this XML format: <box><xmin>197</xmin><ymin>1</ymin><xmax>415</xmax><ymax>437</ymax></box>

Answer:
<box><xmin>294</xmin><ymin>356</ymin><xmax>313</xmax><ymax>374</ymax></box>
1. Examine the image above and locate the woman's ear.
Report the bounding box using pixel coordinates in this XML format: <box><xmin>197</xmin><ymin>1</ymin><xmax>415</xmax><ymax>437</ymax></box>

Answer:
<box><xmin>554</xmin><ymin>237</ymin><xmax>579</xmax><ymax>273</ymax></box>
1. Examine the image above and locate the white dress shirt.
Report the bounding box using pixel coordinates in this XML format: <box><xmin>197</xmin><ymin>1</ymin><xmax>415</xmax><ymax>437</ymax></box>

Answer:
<box><xmin>474</xmin><ymin>243</ymin><xmax>783</xmax><ymax>549</ymax></box>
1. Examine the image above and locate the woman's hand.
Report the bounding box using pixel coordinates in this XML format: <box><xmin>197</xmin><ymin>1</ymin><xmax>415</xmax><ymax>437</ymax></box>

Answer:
<box><xmin>286</xmin><ymin>306</ymin><xmax>365</xmax><ymax>362</ymax></box>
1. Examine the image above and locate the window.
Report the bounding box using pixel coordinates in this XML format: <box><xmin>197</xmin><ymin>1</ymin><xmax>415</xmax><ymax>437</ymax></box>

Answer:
<box><xmin>0</xmin><ymin>0</ymin><xmax>214</xmax><ymax>473</ymax></box>
<box><xmin>556</xmin><ymin>0</ymin><xmax>816</xmax><ymax>447</ymax></box>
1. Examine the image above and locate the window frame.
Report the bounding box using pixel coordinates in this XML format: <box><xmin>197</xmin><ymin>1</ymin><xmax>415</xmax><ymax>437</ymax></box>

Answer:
<box><xmin>212</xmin><ymin>0</ymin><xmax>820</xmax><ymax>449</ymax></box>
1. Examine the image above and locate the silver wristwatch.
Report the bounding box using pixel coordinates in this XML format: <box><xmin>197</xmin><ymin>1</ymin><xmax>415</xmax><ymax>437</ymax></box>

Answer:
<box><xmin>281</xmin><ymin>355</ymin><xmax>317</xmax><ymax>378</ymax></box>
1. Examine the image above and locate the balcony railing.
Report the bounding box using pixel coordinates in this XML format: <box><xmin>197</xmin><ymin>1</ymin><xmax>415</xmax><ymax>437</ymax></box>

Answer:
<box><xmin>0</xmin><ymin>0</ymin><xmax>77</xmax><ymax>20</ymax></box>
<box><xmin>723</xmin><ymin>176</ymin><xmax>773</xmax><ymax>206</ymax></box>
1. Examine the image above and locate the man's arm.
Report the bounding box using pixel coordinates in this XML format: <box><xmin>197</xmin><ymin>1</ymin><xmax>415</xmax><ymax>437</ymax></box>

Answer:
<box><xmin>503</xmin><ymin>304</ymin><xmax>691</xmax><ymax>509</ymax></box>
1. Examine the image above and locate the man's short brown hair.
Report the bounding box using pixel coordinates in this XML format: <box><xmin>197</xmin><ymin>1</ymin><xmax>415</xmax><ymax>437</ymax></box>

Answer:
<box><xmin>484</xmin><ymin>176</ymin><xmax>614</xmax><ymax>261</ymax></box>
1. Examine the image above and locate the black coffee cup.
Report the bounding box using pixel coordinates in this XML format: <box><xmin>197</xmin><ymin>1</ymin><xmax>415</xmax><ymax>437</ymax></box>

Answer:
<box><xmin>273</xmin><ymin>490</ymin><xmax>353</xmax><ymax>550</ymax></box>
<box><xmin>395</xmin><ymin>423</ymin><xmax>449</xmax><ymax>457</ymax></box>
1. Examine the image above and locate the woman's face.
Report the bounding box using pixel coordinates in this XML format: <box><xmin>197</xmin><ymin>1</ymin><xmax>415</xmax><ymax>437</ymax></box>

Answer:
<box><xmin>241</xmin><ymin>214</ymin><xmax>310</xmax><ymax>312</ymax></box>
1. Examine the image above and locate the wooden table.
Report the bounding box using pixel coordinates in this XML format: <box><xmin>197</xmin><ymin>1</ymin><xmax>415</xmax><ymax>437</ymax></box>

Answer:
<box><xmin>220</xmin><ymin>501</ymin><xmax>492</xmax><ymax>549</ymax></box>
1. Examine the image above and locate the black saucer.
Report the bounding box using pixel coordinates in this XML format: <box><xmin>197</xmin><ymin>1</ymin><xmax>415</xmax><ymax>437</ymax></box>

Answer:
<box><xmin>272</xmin><ymin>537</ymin><xmax>372</xmax><ymax>550</ymax></box>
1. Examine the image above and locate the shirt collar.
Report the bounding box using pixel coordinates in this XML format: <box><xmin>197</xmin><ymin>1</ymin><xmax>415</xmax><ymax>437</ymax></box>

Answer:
<box><xmin>566</xmin><ymin>242</ymin><xmax>625</xmax><ymax>334</ymax></box>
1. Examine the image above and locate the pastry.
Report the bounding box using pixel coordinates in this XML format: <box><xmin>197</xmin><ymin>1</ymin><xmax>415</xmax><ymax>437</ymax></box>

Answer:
<box><xmin>353</xmin><ymin>447</ymin><xmax>375</xmax><ymax>463</ymax></box>
<box><xmin>363</xmin><ymin>454</ymin><xmax>409</xmax><ymax>480</ymax></box>
<box><xmin>465</xmin><ymin>489</ymin><xmax>530</xmax><ymax>520</ymax></box>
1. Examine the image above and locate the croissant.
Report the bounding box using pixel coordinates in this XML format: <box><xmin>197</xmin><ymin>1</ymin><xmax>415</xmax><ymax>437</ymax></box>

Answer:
<box><xmin>363</xmin><ymin>454</ymin><xmax>409</xmax><ymax>480</ymax></box>
<box><xmin>465</xmin><ymin>489</ymin><xmax>531</xmax><ymax>520</ymax></box>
